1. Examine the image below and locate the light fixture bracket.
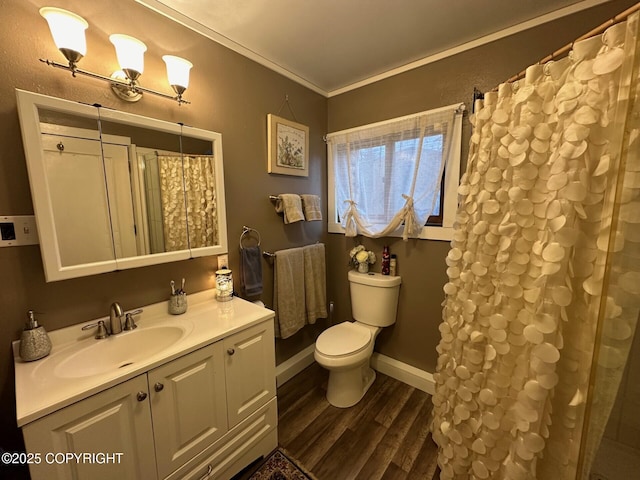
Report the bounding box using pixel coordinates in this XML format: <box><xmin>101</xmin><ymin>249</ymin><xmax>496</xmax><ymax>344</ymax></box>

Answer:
<box><xmin>110</xmin><ymin>71</ymin><xmax>143</xmax><ymax>102</ymax></box>
<box><xmin>40</xmin><ymin>58</ymin><xmax>190</xmax><ymax>105</ymax></box>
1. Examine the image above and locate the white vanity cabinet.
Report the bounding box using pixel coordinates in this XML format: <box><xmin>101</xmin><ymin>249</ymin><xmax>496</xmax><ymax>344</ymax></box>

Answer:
<box><xmin>21</xmin><ymin>318</ymin><xmax>277</xmax><ymax>480</ymax></box>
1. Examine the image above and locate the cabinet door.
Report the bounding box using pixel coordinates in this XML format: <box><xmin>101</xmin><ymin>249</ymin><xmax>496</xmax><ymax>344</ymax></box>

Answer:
<box><xmin>22</xmin><ymin>375</ymin><xmax>157</xmax><ymax>480</ymax></box>
<box><xmin>224</xmin><ymin>320</ymin><xmax>276</xmax><ymax>427</ymax></box>
<box><xmin>148</xmin><ymin>342</ymin><xmax>228</xmax><ymax>479</ymax></box>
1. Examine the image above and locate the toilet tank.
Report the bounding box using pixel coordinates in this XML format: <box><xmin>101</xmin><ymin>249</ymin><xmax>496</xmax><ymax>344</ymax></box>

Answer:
<box><xmin>349</xmin><ymin>270</ymin><xmax>401</xmax><ymax>327</ymax></box>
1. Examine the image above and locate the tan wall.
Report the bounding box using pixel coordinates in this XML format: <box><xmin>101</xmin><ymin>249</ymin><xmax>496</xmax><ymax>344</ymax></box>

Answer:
<box><xmin>0</xmin><ymin>0</ymin><xmax>326</xmax><ymax>457</ymax></box>
<box><xmin>1</xmin><ymin>0</ymin><xmax>637</xmax><ymax>467</ymax></box>
<box><xmin>325</xmin><ymin>0</ymin><xmax>639</xmax><ymax>373</ymax></box>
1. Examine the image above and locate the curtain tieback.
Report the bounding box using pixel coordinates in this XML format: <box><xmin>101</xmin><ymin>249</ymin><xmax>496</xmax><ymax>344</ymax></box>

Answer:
<box><xmin>342</xmin><ymin>200</ymin><xmax>358</xmax><ymax>237</ymax></box>
<box><xmin>401</xmin><ymin>194</ymin><xmax>421</xmax><ymax>241</ymax></box>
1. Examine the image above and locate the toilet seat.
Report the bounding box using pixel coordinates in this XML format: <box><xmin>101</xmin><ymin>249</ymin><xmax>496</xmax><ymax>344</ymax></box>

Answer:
<box><xmin>316</xmin><ymin>322</ymin><xmax>371</xmax><ymax>357</ymax></box>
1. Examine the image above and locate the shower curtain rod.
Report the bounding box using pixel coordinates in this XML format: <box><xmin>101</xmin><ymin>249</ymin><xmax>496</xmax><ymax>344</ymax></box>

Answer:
<box><xmin>496</xmin><ymin>1</ymin><xmax>640</xmax><ymax>89</ymax></box>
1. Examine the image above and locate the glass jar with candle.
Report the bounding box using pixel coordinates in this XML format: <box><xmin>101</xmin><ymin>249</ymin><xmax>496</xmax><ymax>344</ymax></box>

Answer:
<box><xmin>215</xmin><ymin>269</ymin><xmax>234</xmax><ymax>302</ymax></box>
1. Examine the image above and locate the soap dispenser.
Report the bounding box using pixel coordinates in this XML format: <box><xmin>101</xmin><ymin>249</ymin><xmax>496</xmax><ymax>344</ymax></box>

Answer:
<box><xmin>19</xmin><ymin>311</ymin><xmax>52</xmax><ymax>362</ymax></box>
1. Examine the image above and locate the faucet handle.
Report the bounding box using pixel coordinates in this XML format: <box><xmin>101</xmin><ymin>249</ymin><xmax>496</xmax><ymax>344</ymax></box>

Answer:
<box><xmin>123</xmin><ymin>313</ymin><xmax>137</xmax><ymax>331</ymax></box>
<box><xmin>82</xmin><ymin>320</ymin><xmax>109</xmax><ymax>339</ymax></box>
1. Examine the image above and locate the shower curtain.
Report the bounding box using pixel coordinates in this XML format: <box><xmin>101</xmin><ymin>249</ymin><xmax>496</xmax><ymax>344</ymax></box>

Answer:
<box><xmin>432</xmin><ymin>12</ymin><xmax>640</xmax><ymax>480</ymax></box>
<box><xmin>158</xmin><ymin>154</ymin><xmax>218</xmax><ymax>251</ymax></box>
<box><xmin>158</xmin><ymin>154</ymin><xmax>189</xmax><ymax>251</ymax></box>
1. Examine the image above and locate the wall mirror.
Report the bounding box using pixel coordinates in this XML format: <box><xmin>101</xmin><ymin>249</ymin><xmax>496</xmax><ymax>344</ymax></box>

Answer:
<box><xmin>16</xmin><ymin>89</ymin><xmax>228</xmax><ymax>281</ymax></box>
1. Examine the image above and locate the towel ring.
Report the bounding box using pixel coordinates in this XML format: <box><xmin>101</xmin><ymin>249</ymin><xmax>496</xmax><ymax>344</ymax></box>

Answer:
<box><xmin>240</xmin><ymin>226</ymin><xmax>261</xmax><ymax>250</ymax></box>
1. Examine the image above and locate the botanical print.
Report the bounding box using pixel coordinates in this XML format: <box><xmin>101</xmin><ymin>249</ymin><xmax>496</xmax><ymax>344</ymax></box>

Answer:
<box><xmin>277</xmin><ymin>123</ymin><xmax>305</xmax><ymax>169</ymax></box>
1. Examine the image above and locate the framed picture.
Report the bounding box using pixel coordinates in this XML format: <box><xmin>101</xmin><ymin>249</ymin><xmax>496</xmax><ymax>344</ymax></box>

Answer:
<box><xmin>267</xmin><ymin>114</ymin><xmax>309</xmax><ymax>177</ymax></box>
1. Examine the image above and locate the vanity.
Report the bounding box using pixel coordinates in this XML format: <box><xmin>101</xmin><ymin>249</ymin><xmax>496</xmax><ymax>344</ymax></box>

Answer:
<box><xmin>13</xmin><ymin>292</ymin><xmax>277</xmax><ymax>480</ymax></box>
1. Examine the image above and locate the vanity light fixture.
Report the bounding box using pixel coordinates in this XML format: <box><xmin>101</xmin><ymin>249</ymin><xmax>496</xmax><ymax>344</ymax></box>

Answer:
<box><xmin>39</xmin><ymin>7</ymin><xmax>192</xmax><ymax>105</ymax></box>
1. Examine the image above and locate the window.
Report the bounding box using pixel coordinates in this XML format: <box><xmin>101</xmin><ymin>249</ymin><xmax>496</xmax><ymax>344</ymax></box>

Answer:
<box><xmin>327</xmin><ymin>103</ymin><xmax>463</xmax><ymax>241</ymax></box>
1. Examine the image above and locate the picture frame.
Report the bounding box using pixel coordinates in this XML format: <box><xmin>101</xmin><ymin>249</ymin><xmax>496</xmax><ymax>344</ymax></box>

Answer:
<box><xmin>267</xmin><ymin>114</ymin><xmax>309</xmax><ymax>177</ymax></box>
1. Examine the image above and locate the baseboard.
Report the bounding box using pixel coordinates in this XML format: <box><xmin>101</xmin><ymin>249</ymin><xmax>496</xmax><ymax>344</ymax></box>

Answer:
<box><xmin>275</xmin><ymin>346</ymin><xmax>436</xmax><ymax>395</ymax></box>
<box><xmin>275</xmin><ymin>344</ymin><xmax>316</xmax><ymax>387</ymax></box>
<box><xmin>371</xmin><ymin>353</ymin><xmax>435</xmax><ymax>395</ymax></box>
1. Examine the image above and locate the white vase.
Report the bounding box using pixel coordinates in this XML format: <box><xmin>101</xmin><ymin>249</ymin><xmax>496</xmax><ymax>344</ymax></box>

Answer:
<box><xmin>357</xmin><ymin>262</ymin><xmax>369</xmax><ymax>273</ymax></box>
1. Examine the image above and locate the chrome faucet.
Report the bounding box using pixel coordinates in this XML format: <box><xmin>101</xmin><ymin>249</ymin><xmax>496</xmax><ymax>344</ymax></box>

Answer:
<box><xmin>109</xmin><ymin>302</ymin><xmax>124</xmax><ymax>335</ymax></box>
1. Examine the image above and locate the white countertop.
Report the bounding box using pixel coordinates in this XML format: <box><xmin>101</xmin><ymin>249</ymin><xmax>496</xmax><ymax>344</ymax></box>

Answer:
<box><xmin>13</xmin><ymin>291</ymin><xmax>274</xmax><ymax>427</ymax></box>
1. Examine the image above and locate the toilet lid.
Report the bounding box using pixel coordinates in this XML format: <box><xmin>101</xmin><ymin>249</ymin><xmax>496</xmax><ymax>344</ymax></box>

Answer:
<box><xmin>316</xmin><ymin>322</ymin><xmax>371</xmax><ymax>357</ymax></box>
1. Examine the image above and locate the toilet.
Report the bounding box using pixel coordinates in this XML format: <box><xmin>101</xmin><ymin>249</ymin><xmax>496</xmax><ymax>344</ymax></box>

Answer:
<box><xmin>314</xmin><ymin>270</ymin><xmax>401</xmax><ymax>408</ymax></box>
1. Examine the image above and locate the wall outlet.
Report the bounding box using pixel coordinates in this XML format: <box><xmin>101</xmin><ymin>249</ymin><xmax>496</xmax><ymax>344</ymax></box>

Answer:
<box><xmin>217</xmin><ymin>254</ymin><xmax>229</xmax><ymax>270</ymax></box>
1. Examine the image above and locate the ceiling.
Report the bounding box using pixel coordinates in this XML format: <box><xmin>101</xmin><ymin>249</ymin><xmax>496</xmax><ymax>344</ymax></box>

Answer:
<box><xmin>137</xmin><ymin>0</ymin><xmax>612</xmax><ymax>96</ymax></box>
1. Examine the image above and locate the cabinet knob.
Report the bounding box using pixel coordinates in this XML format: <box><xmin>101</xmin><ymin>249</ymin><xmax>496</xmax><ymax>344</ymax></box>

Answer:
<box><xmin>154</xmin><ymin>382</ymin><xmax>164</xmax><ymax>392</ymax></box>
<box><xmin>136</xmin><ymin>391</ymin><xmax>147</xmax><ymax>402</ymax></box>
<box><xmin>227</xmin><ymin>348</ymin><xmax>235</xmax><ymax>356</ymax></box>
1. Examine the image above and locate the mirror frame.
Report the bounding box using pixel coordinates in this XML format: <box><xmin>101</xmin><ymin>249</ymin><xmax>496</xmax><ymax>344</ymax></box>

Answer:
<box><xmin>16</xmin><ymin>89</ymin><xmax>228</xmax><ymax>281</ymax></box>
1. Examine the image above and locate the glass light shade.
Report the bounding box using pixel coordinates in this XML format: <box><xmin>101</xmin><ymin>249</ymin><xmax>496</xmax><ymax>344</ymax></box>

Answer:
<box><xmin>163</xmin><ymin>55</ymin><xmax>193</xmax><ymax>90</ymax></box>
<box><xmin>110</xmin><ymin>34</ymin><xmax>147</xmax><ymax>76</ymax></box>
<box><xmin>39</xmin><ymin>7</ymin><xmax>88</xmax><ymax>58</ymax></box>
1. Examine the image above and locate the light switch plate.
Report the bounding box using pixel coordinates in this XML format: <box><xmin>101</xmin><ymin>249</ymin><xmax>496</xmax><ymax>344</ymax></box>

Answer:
<box><xmin>217</xmin><ymin>254</ymin><xmax>229</xmax><ymax>270</ymax></box>
<box><xmin>0</xmin><ymin>215</ymin><xmax>39</xmax><ymax>247</ymax></box>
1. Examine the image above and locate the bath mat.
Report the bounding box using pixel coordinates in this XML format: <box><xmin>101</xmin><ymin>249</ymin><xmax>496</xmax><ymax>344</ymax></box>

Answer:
<box><xmin>248</xmin><ymin>448</ymin><xmax>317</xmax><ymax>480</ymax></box>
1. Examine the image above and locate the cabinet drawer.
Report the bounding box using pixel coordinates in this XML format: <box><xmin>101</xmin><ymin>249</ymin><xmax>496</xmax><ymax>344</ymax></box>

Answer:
<box><xmin>167</xmin><ymin>396</ymin><xmax>278</xmax><ymax>480</ymax></box>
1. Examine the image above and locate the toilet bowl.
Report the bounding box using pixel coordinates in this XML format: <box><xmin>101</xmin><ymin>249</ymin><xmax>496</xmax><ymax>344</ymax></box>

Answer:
<box><xmin>314</xmin><ymin>271</ymin><xmax>401</xmax><ymax>408</ymax></box>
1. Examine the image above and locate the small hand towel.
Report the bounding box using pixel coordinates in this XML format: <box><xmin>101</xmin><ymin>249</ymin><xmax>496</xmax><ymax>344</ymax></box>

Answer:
<box><xmin>240</xmin><ymin>246</ymin><xmax>263</xmax><ymax>296</ymax></box>
<box><xmin>301</xmin><ymin>194</ymin><xmax>322</xmax><ymax>221</ymax></box>
<box><xmin>273</xmin><ymin>247</ymin><xmax>306</xmax><ymax>339</ymax></box>
<box><xmin>275</xmin><ymin>194</ymin><xmax>305</xmax><ymax>224</ymax></box>
<box><xmin>303</xmin><ymin>243</ymin><xmax>327</xmax><ymax>323</ymax></box>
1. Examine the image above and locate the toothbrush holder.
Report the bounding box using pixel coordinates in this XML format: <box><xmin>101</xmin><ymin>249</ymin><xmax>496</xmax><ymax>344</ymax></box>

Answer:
<box><xmin>168</xmin><ymin>293</ymin><xmax>188</xmax><ymax>315</ymax></box>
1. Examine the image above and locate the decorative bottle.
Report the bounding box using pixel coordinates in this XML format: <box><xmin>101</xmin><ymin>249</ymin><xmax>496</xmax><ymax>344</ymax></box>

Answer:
<box><xmin>381</xmin><ymin>246</ymin><xmax>391</xmax><ymax>275</ymax></box>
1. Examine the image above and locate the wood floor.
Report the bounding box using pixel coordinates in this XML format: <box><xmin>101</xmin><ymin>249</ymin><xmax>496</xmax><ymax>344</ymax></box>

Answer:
<box><xmin>276</xmin><ymin>363</ymin><xmax>439</xmax><ymax>480</ymax></box>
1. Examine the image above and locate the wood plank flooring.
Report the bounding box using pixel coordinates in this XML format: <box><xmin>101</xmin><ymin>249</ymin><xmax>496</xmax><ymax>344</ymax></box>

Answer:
<box><xmin>277</xmin><ymin>362</ymin><xmax>439</xmax><ymax>480</ymax></box>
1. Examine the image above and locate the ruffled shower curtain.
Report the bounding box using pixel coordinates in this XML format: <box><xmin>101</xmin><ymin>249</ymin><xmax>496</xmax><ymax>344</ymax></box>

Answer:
<box><xmin>158</xmin><ymin>155</ymin><xmax>188</xmax><ymax>251</ymax></box>
<box><xmin>158</xmin><ymin>154</ymin><xmax>218</xmax><ymax>251</ymax></box>
<box><xmin>432</xmin><ymin>13</ymin><xmax>640</xmax><ymax>480</ymax></box>
<box><xmin>182</xmin><ymin>154</ymin><xmax>218</xmax><ymax>248</ymax></box>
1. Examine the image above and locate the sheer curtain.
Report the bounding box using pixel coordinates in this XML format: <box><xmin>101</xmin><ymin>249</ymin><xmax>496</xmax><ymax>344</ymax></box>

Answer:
<box><xmin>327</xmin><ymin>104</ymin><xmax>463</xmax><ymax>240</ymax></box>
<box><xmin>431</xmin><ymin>13</ymin><xmax>640</xmax><ymax>480</ymax></box>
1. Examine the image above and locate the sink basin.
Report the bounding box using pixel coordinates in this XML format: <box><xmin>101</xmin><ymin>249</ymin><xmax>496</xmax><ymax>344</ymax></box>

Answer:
<box><xmin>54</xmin><ymin>326</ymin><xmax>186</xmax><ymax>379</ymax></box>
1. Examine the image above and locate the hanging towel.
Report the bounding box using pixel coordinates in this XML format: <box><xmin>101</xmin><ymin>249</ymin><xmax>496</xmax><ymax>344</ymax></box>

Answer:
<box><xmin>240</xmin><ymin>246</ymin><xmax>263</xmax><ymax>296</ymax></box>
<box><xmin>301</xmin><ymin>194</ymin><xmax>322</xmax><ymax>221</ymax></box>
<box><xmin>275</xmin><ymin>194</ymin><xmax>305</xmax><ymax>224</ymax></box>
<box><xmin>273</xmin><ymin>247</ymin><xmax>306</xmax><ymax>338</ymax></box>
<box><xmin>303</xmin><ymin>243</ymin><xmax>327</xmax><ymax>323</ymax></box>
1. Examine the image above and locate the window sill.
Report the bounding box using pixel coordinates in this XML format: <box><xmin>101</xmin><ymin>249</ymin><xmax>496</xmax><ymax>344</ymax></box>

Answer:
<box><xmin>328</xmin><ymin>223</ymin><xmax>453</xmax><ymax>241</ymax></box>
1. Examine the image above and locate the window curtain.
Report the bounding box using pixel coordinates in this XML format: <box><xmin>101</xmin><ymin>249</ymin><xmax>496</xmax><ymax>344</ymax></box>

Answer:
<box><xmin>327</xmin><ymin>104</ymin><xmax>463</xmax><ymax>240</ymax></box>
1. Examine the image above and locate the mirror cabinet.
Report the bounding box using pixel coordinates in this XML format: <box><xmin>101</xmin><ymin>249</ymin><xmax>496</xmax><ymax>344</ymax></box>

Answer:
<box><xmin>16</xmin><ymin>89</ymin><xmax>228</xmax><ymax>281</ymax></box>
